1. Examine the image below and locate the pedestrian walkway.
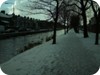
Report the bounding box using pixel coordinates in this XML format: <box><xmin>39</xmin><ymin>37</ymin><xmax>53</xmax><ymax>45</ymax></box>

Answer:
<box><xmin>1</xmin><ymin>30</ymin><xmax>99</xmax><ymax>75</ymax></box>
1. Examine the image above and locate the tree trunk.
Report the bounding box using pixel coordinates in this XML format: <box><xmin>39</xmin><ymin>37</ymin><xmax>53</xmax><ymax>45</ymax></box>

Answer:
<box><xmin>91</xmin><ymin>1</ymin><xmax>99</xmax><ymax>45</ymax></box>
<box><xmin>80</xmin><ymin>0</ymin><xmax>88</xmax><ymax>38</ymax></box>
<box><xmin>52</xmin><ymin>0</ymin><xmax>59</xmax><ymax>44</ymax></box>
<box><xmin>95</xmin><ymin>10</ymin><xmax>100</xmax><ymax>45</ymax></box>
<box><xmin>82</xmin><ymin>11</ymin><xmax>88</xmax><ymax>38</ymax></box>
<box><xmin>95</xmin><ymin>22</ymin><xmax>99</xmax><ymax>45</ymax></box>
<box><xmin>64</xmin><ymin>21</ymin><xmax>66</xmax><ymax>35</ymax></box>
<box><xmin>52</xmin><ymin>19</ymin><xmax>57</xmax><ymax>44</ymax></box>
<box><xmin>64</xmin><ymin>27</ymin><xmax>66</xmax><ymax>35</ymax></box>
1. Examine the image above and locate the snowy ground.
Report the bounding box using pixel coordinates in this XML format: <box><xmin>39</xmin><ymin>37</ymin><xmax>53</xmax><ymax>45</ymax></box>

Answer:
<box><xmin>1</xmin><ymin>30</ymin><xmax>100</xmax><ymax>75</ymax></box>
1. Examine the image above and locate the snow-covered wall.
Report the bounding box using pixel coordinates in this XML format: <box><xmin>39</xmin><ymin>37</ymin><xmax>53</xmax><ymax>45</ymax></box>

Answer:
<box><xmin>0</xmin><ymin>30</ymin><xmax>64</xmax><ymax>64</ymax></box>
<box><xmin>0</xmin><ymin>31</ymin><xmax>53</xmax><ymax>64</ymax></box>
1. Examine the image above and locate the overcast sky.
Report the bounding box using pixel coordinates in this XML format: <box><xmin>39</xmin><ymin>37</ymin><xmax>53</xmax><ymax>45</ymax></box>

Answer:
<box><xmin>0</xmin><ymin>0</ymin><xmax>47</xmax><ymax>20</ymax></box>
<box><xmin>0</xmin><ymin>0</ymin><xmax>100</xmax><ymax>20</ymax></box>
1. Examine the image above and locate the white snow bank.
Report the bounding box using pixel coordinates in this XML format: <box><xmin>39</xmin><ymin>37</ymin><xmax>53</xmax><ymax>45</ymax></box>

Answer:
<box><xmin>76</xmin><ymin>31</ymin><xmax>100</xmax><ymax>64</ymax></box>
<box><xmin>0</xmin><ymin>30</ymin><xmax>100</xmax><ymax>75</ymax></box>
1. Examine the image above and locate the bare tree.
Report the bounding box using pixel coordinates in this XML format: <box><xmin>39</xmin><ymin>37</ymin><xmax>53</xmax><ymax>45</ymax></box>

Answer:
<box><xmin>80</xmin><ymin>0</ymin><xmax>91</xmax><ymax>37</ymax></box>
<box><xmin>70</xmin><ymin>14</ymin><xmax>80</xmax><ymax>33</ymax></box>
<box><xmin>59</xmin><ymin>0</ymin><xmax>79</xmax><ymax>34</ymax></box>
<box><xmin>75</xmin><ymin>0</ymin><xmax>92</xmax><ymax>37</ymax></box>
<box><xmin>59</xmin><ymin>0</ymin><xmax>69</xmax><ymax>34</ymax></box>
<box><xmin>65</xmin><ymin>0</ymin><xmax>91</xmax><ymax>38</ymax></box>
<box><xmin>90</xmin><ymin>0</ymin><xmax>99</xmax><ymax>45</ymax></box>
<box><xmin>25</xmin><ymin>0</ymin><xmax>63</xmax><ymax>44</ymax></box>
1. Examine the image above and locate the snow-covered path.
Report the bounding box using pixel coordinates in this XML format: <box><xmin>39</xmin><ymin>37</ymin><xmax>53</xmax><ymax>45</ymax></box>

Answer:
<box><xmin>1</xmin><ymin>30</ymin><xmax>100</xmax><ymax>75</ymax></box>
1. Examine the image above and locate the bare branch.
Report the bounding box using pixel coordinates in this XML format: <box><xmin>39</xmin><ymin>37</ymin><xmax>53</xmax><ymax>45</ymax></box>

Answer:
<box><xmin>84</xmin><ymin>0</ymin><xmax>88</xmax><ymax>7</ymax></box>
<box><xmin>64</xmin><ymin>3</ymin><xmax>82</xmax><ymax>10</ymax></box>
<box><xmin>85</xmin><ymin>4</ymin><xmax>91</xmax><ymax>10</ymax></box>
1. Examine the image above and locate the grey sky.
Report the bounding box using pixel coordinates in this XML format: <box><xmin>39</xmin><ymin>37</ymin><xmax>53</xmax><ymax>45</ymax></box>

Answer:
<box><xmin>0</xmin><ymin>0</ymin><xmax>47</xmax><ymax>20</ymax></box>
<box><xmin>0</xmin><ymin>0</ymin><xmax>16</xmax><ymax>14</ymax></box>
<box><xmin>0</xmin><ymin>0</ymin><xmax>100</xmax><ymax>20</ymax></box>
